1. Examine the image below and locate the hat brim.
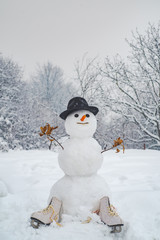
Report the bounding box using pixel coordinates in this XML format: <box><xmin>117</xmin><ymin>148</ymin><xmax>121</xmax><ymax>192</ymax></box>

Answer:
<box><xmin>60</xmin><ymin>106</ymin><xmax>99</xmax><ymax>120</ymax></box>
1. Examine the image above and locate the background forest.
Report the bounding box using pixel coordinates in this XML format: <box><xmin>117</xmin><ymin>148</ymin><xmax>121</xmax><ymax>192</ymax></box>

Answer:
<box><xmin>0</xmin><ymin>23</ymin><xmax>160</xmax><ymax>152</ymax></box>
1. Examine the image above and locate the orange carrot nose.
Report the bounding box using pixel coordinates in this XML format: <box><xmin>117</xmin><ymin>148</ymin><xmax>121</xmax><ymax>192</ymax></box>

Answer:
<box><xmin>80</xmin><ymin>115</ymin><xmax>86</xmax><ymax>121</ymax></box>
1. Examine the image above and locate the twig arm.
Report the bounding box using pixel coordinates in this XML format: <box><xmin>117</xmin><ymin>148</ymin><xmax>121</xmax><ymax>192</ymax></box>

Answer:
<box><xmin>101</xmin><ymin>137</ymin><xmax>125</xmax><ymax>154</ymax></box>
<box><xmin>101</xmin><ymin>146</ymin><xmax>113</xmax><ymax>153</ymax></box>
<box><xmin>49</xmin><ymin>135</ymin><xmax>64</xmax><ymax>150</ymax></box>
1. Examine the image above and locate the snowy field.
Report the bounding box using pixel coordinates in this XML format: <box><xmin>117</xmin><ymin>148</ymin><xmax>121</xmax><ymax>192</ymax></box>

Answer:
<box><xmin>0</xmin><ymin>149</ymin><xmax>160</xmax><ymax>240</ymax></box>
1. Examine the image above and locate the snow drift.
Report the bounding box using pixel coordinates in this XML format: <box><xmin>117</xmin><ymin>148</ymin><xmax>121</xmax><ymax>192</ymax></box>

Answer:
<box><xmin>0</xmin><ymin>149</ymin><xmax>160</xmax><ymax>240</ymax></box>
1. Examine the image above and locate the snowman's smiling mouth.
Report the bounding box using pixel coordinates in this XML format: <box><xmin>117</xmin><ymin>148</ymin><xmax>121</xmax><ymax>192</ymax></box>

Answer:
<box><xmin>77</xmin><ymin>122</ymin><xmax>89</xmax><ymax>125</ymax></box>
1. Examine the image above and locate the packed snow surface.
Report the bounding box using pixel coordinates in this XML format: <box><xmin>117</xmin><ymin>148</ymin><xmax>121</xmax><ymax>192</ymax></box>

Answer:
<box><xmin>0</xmin><ymin>149</ymin><xmax>160</xmax><ymax>240</ymax></box>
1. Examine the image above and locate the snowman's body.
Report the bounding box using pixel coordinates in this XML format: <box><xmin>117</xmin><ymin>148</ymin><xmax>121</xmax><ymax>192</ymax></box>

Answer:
<box><xmin>59</xmin><ymin>137</ymin><xmax>102</xmax><ymax>176</ymax></box>
<box><xmin>48</xmin><ymin>110</ymin><xmax>110</xmax><ymax>216</ymax></box>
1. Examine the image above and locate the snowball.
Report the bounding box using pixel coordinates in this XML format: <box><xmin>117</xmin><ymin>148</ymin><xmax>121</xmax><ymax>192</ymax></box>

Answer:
<box><xmin>48</xmin><ymin>174</ymin><xmax>110</xmax><ymax>216</ymax></box>
<box><xmin>58</xmin><ymin>138</ymin><xmax>103</xmax><ymax>176</ymax></box>
<box><xmin>65</xmin><ymin>110</ymin><xmax>97</xmax><ymax>138</ymax></box>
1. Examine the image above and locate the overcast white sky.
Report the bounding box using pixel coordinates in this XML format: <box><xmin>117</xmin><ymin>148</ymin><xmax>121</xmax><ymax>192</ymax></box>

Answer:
<box><xmin>0</xmin><ymin>0</ymin><xmax>160</xmax><ymax>80</ymax></box>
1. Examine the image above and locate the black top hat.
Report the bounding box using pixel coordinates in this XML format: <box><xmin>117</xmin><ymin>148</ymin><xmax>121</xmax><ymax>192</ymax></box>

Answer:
<box><xmin>59</xmin><ymin>97</ymin><xmax>99</xmax><ymax>120</ymax></box>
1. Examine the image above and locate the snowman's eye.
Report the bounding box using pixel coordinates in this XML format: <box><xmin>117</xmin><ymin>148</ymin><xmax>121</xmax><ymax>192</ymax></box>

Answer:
<box><xmin>86</xmin><ymin>114</ymin><xmax>90</xmax><ymax>118</ymax></box>
<box><xmin>74</xmin><ymin>113</ymin><xmax>79</xmax><ymax>118</ymax></box>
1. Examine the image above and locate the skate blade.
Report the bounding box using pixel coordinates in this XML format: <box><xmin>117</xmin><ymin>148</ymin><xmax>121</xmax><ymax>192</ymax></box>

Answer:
<box><xmin>30</xmin><ymin>218</ymin><xmax>51</xmax><ymax>229</ymax></box>
<box><xmin>31</xmin><ymin>219</ymin><xmax>40</xmax><ymax>229</ymax></box>
<box><xmin>110</xmin><ymin>225</ymin><xmax>122</xmax><ymax>233</ymax></box>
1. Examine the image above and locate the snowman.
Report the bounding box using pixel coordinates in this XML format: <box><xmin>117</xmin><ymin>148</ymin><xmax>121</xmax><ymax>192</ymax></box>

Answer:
<box><xmin>31</xmin><ymin>97</ymin><xmax>123</xmax><ymax>233</ymax></box>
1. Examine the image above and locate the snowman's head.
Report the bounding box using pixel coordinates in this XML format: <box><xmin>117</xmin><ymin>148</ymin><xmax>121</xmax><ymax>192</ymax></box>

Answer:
<box><xmin>65</xmin><ymin>110</ymin><xmax>97</xmax><ymax>138</ymax></box>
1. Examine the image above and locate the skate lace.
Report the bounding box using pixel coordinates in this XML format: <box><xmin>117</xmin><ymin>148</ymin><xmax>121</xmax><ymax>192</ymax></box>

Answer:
<box><xmin>42</xmin><ymin>205</ymin><xmax>62</xmax><ymax>227</ymax></box>
<box><xmin>107</xmin><ymin>205</ymin><xmax>118</xmax><ymax>217</ymax></box>
<box><xmin>42</xmin><ymin>205</ymin><xmax>53</xmax><ymax>214</ymax></box>
<box><xmin>81</xmin><ymin>216</ymin><xmax>92</xmax><ymax>224</ymax></box>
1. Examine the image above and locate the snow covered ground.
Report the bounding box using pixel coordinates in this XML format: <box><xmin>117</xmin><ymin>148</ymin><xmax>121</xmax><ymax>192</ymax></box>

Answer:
<box><xmin>0</xmin><ymin>149</ymin><xmax>160</xmax><ymax>240</ymax></box>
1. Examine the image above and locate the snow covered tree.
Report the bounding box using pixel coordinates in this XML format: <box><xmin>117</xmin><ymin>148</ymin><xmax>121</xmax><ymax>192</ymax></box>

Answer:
<box><xmin>0</xmin><ymin>54</ymin><xmax>23</xmax><ymax>151</ymax></box>
<box><xmin>101</xmin><ymin>23</ymin><xmax>160</xmax><ymax>149</ymax></box>
<box><xmin>28</xmin><ymin>62</ymin><xmax>76</xmax><ymax>149</ymax></box>
<box><xmin>73</xmin><ymin>55</ymin><xmax>115</xmax><ymax>148</ymax></box>
<box><xmin>74</xmin><ymin>55</ymin><xmax>103</xmax><ymax>104</ymax></box>
<box><xmin>31</xmin><ymin>62</ymin><xmax>74</xmax><ymax>114</ymax></box>
<box><xmin>0</xmin><ymin>57</ymin><xmax>76</xmax><ymax>151</ymax></box>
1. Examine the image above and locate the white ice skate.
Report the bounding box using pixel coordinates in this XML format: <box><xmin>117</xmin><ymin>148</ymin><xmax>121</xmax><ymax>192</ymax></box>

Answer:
<box><xmin>99</xmin><ymin>196</ymin><xmax>124</xmax><ymax>233</ymax></box>
<box><xmin>30</xmin><ymin>197</ymin><xmax>62</xmax><ymax>228</ymax></box>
